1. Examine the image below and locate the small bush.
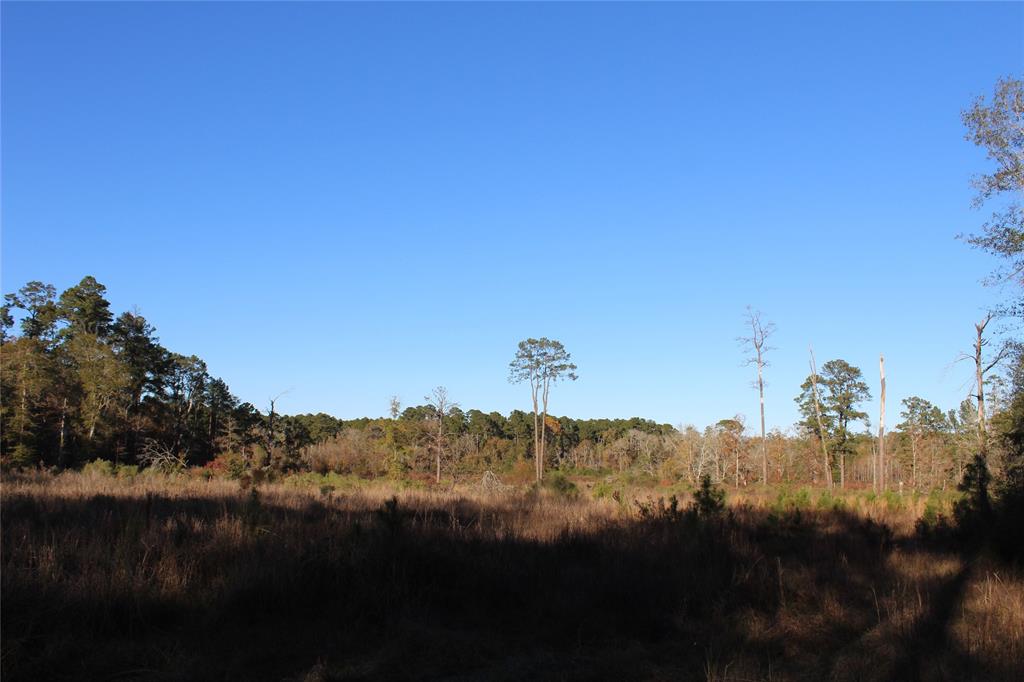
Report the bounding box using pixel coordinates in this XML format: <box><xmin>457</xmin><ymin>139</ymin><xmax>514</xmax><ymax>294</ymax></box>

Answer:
<box><xmin>692</xmin><ymin>474</ymin><xmax>725</xmax><ymax>518</ymax></box>
<box><xmin>817</xmin><ymin>490</ymin><xmax>845</xmax><ymax>511</ymax></box>
<box><xmin>205</xmin><ymin>451</ymin><xmax>246</xmax><ymax>479</ymax></box>
<box><xmin>635</xmin><ymin>494</ymin><xmax>684</xmax><ymax>522</ymax></box>
<box><xmin>375</xmin><ymin>496</ymin><xmax>403</xmax><ymax>533</ymax></box>
<box><xmin>543</xmin><ymin>471</ymin><xmax>579</xmax><ymax>500</ymax></box>
<box><xmin>592</xmin><ymin>479</ymin><xmax>616</xmax><ymax>500</ymax></box>
<box><xmin>5</xmin><ymin>443</ymin><xmax>39</xmax><ymax>468</ymax></box>
<box><xmin>884</xmin><ymin>490</ymin><xmax>904</xmax><ymax>512</ymax></box>
<box><xmin>82</xmin><ymin>459</ymin><xmax>114</xmax><ymax>477</ymax></box>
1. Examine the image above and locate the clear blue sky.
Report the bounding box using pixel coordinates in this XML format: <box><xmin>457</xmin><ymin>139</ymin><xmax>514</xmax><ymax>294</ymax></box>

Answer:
<box><xmin>3</xmin><ymin>2</ymin><xmax>1021</xmax><ymax>431</ymax></box>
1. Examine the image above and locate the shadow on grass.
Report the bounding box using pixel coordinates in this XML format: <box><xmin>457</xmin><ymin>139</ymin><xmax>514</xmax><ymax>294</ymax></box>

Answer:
<box><xmin>2</xmin><ymin>490</ymin><xmax>1020</xmax><ymax>681</ymax></box>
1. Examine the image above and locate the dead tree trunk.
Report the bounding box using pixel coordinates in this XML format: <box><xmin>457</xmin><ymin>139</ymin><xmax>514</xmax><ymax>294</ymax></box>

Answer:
<box><xmin>970</xmin><ymin>314</ymin><xmax>1007</xmax><ymax>458</ymax></box>
<box><xmin>809</xmin><ymin>347</ymin><xmax>832</xmax><ymax>489</ymax></box>
<box><xmin>878</xmin><ymin>354</ymin><xmax>886</xmax><ymax>492</ymax></box>
<box><xmin>741</xmin><ymin>308</ymin><xmax>774</xmax><ymax>486</ymax></box>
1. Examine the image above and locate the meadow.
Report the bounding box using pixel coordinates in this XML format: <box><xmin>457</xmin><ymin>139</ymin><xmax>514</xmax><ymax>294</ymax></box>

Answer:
<box><xmin>3</xmin><ymin>470</ymin><xmax>1022</xmax><ymax>681</ymax></box>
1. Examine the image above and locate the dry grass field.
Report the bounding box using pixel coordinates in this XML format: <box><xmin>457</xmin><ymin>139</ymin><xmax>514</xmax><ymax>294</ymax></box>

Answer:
<box><xmin>2</xmin><ymin>471</ymin><xmax>1022</xmax><ymax>681</ymax></box>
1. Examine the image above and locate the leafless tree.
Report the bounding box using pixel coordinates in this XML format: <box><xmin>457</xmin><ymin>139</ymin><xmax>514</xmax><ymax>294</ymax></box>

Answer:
<box><xmin>739</xmin><ymin>307</ymin><xmax>775</xmax><ymax>485</ymax></box>
<box><xmin>959</xmin><ymin>313</ymin><xmax>1009</xmax><ymax>455</ymax></box>
<box><xmin>878</xmin><ymin>354</ymin><xmax>886</xmax><ymax>492</ymax></box>
<box><xmin>426</xmin><ymin>386</ymin><xmax>458</xmax><ymax>484</ymax></box>
<box><xmin>139</xmin><ymin>438</ymin><xmax>187</xmax><ymax>472</ymax></box>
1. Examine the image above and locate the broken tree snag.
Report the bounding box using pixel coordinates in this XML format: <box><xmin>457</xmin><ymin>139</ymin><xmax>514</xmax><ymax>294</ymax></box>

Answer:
<box><xmin>879</xmin><ymin>354</ymin><xmax>886</xmax><ymax>492</ymax></box>
<box><xmin>809</xmin><ymin>346</ymin><xmax>832</xmax><ymax>489</ymax></box>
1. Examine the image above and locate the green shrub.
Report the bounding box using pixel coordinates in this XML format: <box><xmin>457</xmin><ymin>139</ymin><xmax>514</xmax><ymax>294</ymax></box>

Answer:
<box><xmin>883</xmin><ymin>490</ymin><xmax>904</xmax><ymax>512</ymax></box>
<box><xmin>543</xmin><ymin>471</ymin><xmax>579</xmax><ymax>500</ymax></box>
<box><xmin>83</xmin><ymin>459</ymin><xmax>115</xmax><ymax>477</ymax></box>
<box><xmin>6</xmin><ymin>443</ymin><xmax>38</xmax><ymax>468</ymax></box>
<box><xmin>592</xmin><ymin>479</ymin><xmax>616</xmax><ymax>500</ymax></box>
<box><xmin>817</xmin><ymin>490</ymin><xmax>845</xmax><ymax>511</ymax></box>
<box><xmin>692</xmin><ymin>474</ymin><xmax>725</xmax><ymax>518</ymax></box>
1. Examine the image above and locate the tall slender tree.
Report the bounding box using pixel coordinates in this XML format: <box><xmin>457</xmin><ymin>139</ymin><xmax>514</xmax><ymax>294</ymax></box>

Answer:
<box><xmin>878</xmin><ymin>354</ymin><xmax>887</xmax><ymax>491</ymax></box>
<box><xmin>426</xmin><ymin>386</ymin><xmax>457</xmax><ymax>484</ymax></box>
<box><xmin>739</xmin><ymin>307</ymin><xmax>775</xmax><ymax>485</ymax></box>
<box><xmin>509</xmin><ymin>338</ymin><xmax>578</xmax><ymax>482</ymax></box>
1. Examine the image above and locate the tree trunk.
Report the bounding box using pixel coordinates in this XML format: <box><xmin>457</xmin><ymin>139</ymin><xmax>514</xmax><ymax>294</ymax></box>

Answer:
<box><xmin>878</xmin><ymin>355</ymin><xmax>886</xmax><ymax>492</ymax></box>
<box><xmin>809</xmin><ymin>348</ymin><xmax>832</xmax><ymax>488</ymax></box>
<box><xmin>531</xmin><ymin>379</ymin><xmax>541</xmax><ymax>482</ymax></box>
<box><xmin>911</xmin><ymin>435</ymin><xmax>918</xmax><ymax>490</ymax></box>
<box><xmin>758</xmin><ymin>359</ymin><xmax>767</xmax><ymax>485</ymax></box>
<box><xmin>539</xmin><ymin>378</ymin><xmax>550</xmax><ymax>482</ymax></box>
<box><xmin>436</xmin><ymin>415</ymin><xmax>442</xmax><ymax>484</ymax></box>
<box><xmin>975</xmin><ymin>321</ymin><xmax>987</xmax><ymax>454</ymax></box>
<box><xmin>58</xmin><ymin>398</ymin><xmax>68</xmax><ymax>469</ymax></box>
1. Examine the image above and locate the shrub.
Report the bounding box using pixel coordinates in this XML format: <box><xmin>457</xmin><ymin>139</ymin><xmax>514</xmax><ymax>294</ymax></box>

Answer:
<box><xmin>5</xmin><ymin>443</ymin><xmax>38</xmax><ymax>468</ymax></box>
<box><xmin>543</xmin><ymin>471</ymin><xmax>579</xmax><ymax>500</ymax></box>
<box><xmin>205</xmin><ymin>451</ymin><xmax>246</xmax><ymax>479</ymax></box>
<box><xmin>692</xmin><ymin>474</ymin><xmax>725</xmax><ymax>518</ymax></box>
<box><xmin>82</xmin><ymin>459</ymin><xmax>114</xmax><ymax>477</ymax></box>
<box><xmin>635</xmin><ymin>494</ymin><xmax>684</xmax><ymax>522</ymax></box>
<box><xmin>592</xmin><ymin>479</ymin><xmax>616</xmax><ymax>500</ymax></box>
<box><xmin>883</xmin><ymin>490</ymin><xmax>904</xmax><ymax>512</ymax></box>
<box><xmin>817</xmin><ymin>490</ymin><xmax>845</xmax><ymax>511</ymax></box>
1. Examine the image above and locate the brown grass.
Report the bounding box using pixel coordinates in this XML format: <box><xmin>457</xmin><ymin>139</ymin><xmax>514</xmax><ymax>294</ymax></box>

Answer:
<box><xmin>2</xmin><ymin>472</ymin><xmax>1022</xmax><ymax>681</ymax></box>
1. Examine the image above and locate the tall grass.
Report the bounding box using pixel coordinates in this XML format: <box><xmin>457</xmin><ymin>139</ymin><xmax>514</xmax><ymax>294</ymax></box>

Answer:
<box><xmin>2</xmin><ymin>472</ymin><xmax>1021</xmax><ymax>681</ymax></box>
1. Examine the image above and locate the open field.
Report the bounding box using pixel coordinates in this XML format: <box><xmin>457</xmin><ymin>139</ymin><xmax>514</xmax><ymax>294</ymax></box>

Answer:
<box><xmin>3</xmin><ymin>471</ymin><xmax>1023</xmax><ymax>681</ymax></box>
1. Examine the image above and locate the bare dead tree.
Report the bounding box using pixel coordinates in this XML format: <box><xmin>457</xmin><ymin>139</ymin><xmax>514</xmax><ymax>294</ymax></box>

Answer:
<box><xmin>960</xmin><ymin>314</ymin><xmax>1009</xmax><ymax>455</ymax></box>
<box><xmin>878</xmin><ymin>354</ymin><xmax>886</xmax><ymax>492</ymax></box>
<box><xmin>265</xmin><ymin>389</ymin><xmax>290</xmax><ymax>459</ymax></box>
<box><xmin>809</xmin><ymin>346</ymin><xmax>833</xmax><ymax>489</ymax></box>
<box><xmin>426</xmin><ymin>386</ymin><xmax>458</xmax><ymax>484</ymax></box>
<box><xmin>739</xmin><ymin>307</ymin><xmax>775</xmax><ymax>485</ymax></box>
<box><xmin>139</xmin><ymin>438</ymin><xmax>188</xmax><ymax>472</ymax></box>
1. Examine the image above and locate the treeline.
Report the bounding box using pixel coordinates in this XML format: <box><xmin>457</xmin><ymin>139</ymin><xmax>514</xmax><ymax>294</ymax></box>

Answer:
<box><xmin>1</xmin><ymin>277</ymin><xmax>260</xmax><ymax>469</ymax></box>
<box><xmin>0</xmin><ymin>280</ymin><xmax>676</xmax><ymax>475</ymax></box>
<box><xmin>2</xmin><ymin>275</ymin><xmax>1015</xmax><ymax>493</ymax></box>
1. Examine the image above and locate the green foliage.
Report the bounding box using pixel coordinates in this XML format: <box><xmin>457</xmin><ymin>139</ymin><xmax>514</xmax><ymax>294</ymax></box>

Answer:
<box><xmin>961</xmin><ymin>76</ymin><xmax>1024</xmax><ymax>308</ymax></box>
<box><xmin>283</xmin><ymin>471</ymin><xmax>366</xmax><ymax>491</ymax></box>
<box><xmin>592</xmin><ymin>479</ymin><xmax>616</xmax><ymax>500</ymax></box>
<box><xmin>772</xmin><ymin>487</ymin><xmax>812</xmax><ymax>513</ymax></box>
<box><xmin>692</xmin><ymin>474</ymin><xmax>725</xmax><ymax>518</ymax></box>
<box><xmin>6</xmin><ymin>443</ymin><xmax>39</xmax><ymax>468</ymax></box>
<box><xmin>883</xmin><ymin>490</ymin><xmax>905</xmax><ymax>512</ymax></box>
<box><xmin>954</xmin><ymin>453</ymin><xmax>993</xmax><ymax>540</ymax></box>
<box><xmin>816</xmin><ymin>489</ymin><xmax>845</xmax><ymax>511</ymax></box>
<box><xmin>795</xmin><ymin>359</ymin><xmax>871</xmax><ymax>462</ymax></box>
<box><xmin>542</xmin><ymin>471</ymin><xmax>579</xmax><ymax>500</ymax></box>
<box><xmin>206</xmin><ymin>451</ymin><xmax>246</xmax><ymax>479</ymax></box>
<box><xmin>83</xmin><ymin>459</ymin><xmax>115</xmax><ymax>477</ymax></box>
